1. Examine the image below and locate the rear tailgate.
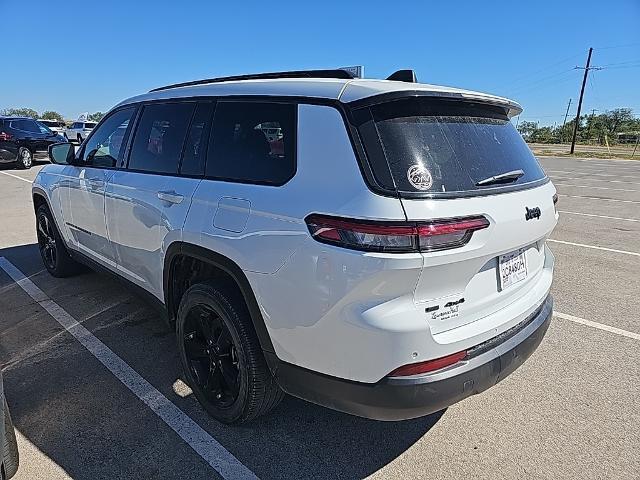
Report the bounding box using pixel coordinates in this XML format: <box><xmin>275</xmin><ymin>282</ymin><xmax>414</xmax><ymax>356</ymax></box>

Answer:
<box><xmin>402</xmin><ymin>182</ymin><xmax>557</xmax><ymax>334</ymax></box>
<box><xmin>353</xmin><ymin>94</ymin><xmax>558</xmax><ymax>336</ymax></box>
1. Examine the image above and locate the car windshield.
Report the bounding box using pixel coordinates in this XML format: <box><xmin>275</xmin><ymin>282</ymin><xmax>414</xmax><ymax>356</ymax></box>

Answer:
<box><xmin>35</xmin><ymin>121</ymin><xmax>54</xmax><ymax>134</ymax></box>
<box><xmin>357</xmin><ymin>97</ymin><xmax>546</xmax><ymax>195</ymax></box>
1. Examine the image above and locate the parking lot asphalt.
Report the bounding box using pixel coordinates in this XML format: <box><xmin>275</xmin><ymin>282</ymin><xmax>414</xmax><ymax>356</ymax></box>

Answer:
<box><xmin>0</xmin><ymin>156</ymin><xmax>638</xmax><ymax>479</ymax></box>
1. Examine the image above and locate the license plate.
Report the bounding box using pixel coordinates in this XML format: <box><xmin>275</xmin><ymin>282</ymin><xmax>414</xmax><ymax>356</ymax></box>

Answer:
<box><xmin>498</xmin><ymin>249</ymin><xmax>528</xmax><ymax>290</ymax></box>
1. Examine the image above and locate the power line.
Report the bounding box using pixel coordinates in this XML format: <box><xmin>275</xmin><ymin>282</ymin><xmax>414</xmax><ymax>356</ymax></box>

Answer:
<box><xmin>507</xmin><ymin>69</ymin><xmax>578</xmax><ymax>96</ymax></box>
<box><xmin>501</xmin><ymin>52</ymin><xmax>584</xmax><ymax>89</ymax></box>
<box><xmin>594</xmin><ymin>42</ymin><xmax>640</xmax><ymax>50</ymax></box>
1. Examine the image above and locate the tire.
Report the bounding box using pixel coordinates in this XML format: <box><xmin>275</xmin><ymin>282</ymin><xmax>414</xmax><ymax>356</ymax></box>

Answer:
<box><xmin>176</xmin><ymin>282</ymin><xmax>284</xmax><ymax>424</ymax></box>
<box><xmin>3</xmin><ymin>399</ymin><xmax>19</xmax><ymax>479</ymax></box>
<box><xmin>16</xmin><ymin>147</ymin><xmax>32</xmax><ymax>170</ymax></box>
<box><xmin>77</xmin><ymin>134</ymin><xmax>82</xmax><ymax>144</ymax></box>
<box><xmin>36</xmin><ymin>204</ymin><xmax>82</xmax><ymax>278</ymax></box>
<box><xmin>63</xmin><ymin>133</ymin><xmax>68</xmax><ymax>141</ymax></box>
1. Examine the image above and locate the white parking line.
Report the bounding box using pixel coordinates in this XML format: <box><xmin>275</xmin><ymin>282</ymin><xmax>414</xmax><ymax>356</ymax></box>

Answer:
<box><xmin>555</xmin><ymin>311</ymin><xmax>640</xmax><ymax>341</ymax></box>
<box><xmin>0</xmin><ymin>171</ymin><xmax>32</xmax><ymax>183</ymax></box>
<box><xmin>558</xmin><ymin>211</ymin><xmax>639</xmax><ymax>222</ymax></box>
<box><xmin>0</xmin><ymin>257</ymin><xmax>258</xmax><ymax>480</ymax></box>
<box><xmin>553</xmin><ymin>183</ymin><xmax>639</xmax><ymax>192</ymax></box>
<box><xmin>547</xmin><ymin>239</ymin><xmax>640</xmax><ymax>257</ymax></box>
<box><xmin>550</xmin><ymin>175</ymin><xmax>640</xmax><ymax>186</ymax></box>
<box><xmin>558</xmin><ymin>194</ymin><xmax>640</xmax><ymax>204</ymax></box>
<box><xmin>546</xmin><ymin>170</ymin><xmax>640</xmax><ymax>178</ymax></box>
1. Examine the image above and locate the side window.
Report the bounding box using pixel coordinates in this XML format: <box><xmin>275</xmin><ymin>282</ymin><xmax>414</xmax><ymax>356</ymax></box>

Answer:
<box><xmin>81</xmin><ymin>107</ymin><xmax>136</xmax><ymax>168</ymax></box>
<box><xmin>71</xmin><ymin>123</ymin><xmax>78</xmax><ymax>129</ymax></box>
<box><xmin>128</xmin><ymin>102</ymin><xmax>195</xmax><ymax>175</ymax></box>
<box><xmin>206</xmin><ymin>101</ymin><xmax>296</xmax><ymax>185</ymax></box>
<box><xmin>12</xmin><ymin>119</ymin><xmax>39</xmax><ymax>132</ymax></box>
<box><xmin>180</xmin><ymin>102</ymin><xmax>214</xmax><ymax>176</ymax></box>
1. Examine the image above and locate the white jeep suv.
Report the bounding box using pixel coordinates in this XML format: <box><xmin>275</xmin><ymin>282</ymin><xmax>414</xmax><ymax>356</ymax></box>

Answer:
<box><xmin>64</xmin><ymin>121</ymin><xmax>97</xmax><ymax>143</ymax></box>
<box><xmin>33</xmin><ymin>69</ymin><xmax>557</xmax><ymax>424</ymax></box>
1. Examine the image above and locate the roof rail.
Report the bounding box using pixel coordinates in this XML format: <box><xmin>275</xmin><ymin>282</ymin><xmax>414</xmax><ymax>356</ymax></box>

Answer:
<box><xmin>149</xmin><ymin>69</ymin><xmax>356</xmax><ymax>93</ymax></box>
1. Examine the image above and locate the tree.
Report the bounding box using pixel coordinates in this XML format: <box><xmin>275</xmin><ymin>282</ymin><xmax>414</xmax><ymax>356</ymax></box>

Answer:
<box><xmin>517</xmin><ymin>121</ymin><xmax>538</xmax><ymax>142</ymax></box>
<box><xmin>88</xmin><ymin>112</ymin><xmax>105</xmax><ymax>122</ymax></box>
<box><xmin>2</xmin><ymin>107</ymin><xmax>39</xmax><ymax>119</ymax></box>
<box><xmin>41</xmin><ymin>111</ymin><xmax>64</xmax><ymax>121</ymax></box>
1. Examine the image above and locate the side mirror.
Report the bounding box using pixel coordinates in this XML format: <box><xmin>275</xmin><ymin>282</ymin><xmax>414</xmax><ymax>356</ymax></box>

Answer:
<box><xmin>48</xmin><ymin>142</ymin><xmax>75</xmax><ymax>165</ymax></box>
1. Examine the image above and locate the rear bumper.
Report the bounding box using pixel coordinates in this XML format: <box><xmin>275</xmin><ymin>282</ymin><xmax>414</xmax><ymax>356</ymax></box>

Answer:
<box><xmin>273</xmin><ymin>294</ymin><xmax>553</xmax><ymax>421</ymax></box>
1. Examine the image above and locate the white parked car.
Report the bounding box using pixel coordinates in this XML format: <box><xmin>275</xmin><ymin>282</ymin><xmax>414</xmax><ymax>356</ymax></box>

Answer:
<box><xmin>64</xmin><ymin>120</ymin><xmax>97</xmax><ymax>143</ymax></box>
<box><xmin>38</xmin><ymin>119</ymin><xmax>66</xmax><ymax>135</ymax></box>
<box><xmin>33</xmin><ymin>69</ymin><xmax>557</xmax><ymax>424</ymax></box>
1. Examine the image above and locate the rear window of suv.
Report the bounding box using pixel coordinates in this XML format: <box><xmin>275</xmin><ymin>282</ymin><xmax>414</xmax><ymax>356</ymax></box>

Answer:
<box><xmin>356</xmin><ymin>97</ymin><xmax>546</xmax><ymax>196</ymax></box>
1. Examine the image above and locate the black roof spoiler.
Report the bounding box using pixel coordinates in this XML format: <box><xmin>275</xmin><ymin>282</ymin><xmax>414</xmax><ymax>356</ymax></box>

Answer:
<box><xmin>386</xmin><ymin>70</ymin><xmax>417</xmax><ymax>83</ymax></box>
<box><xmin>150</xmin><ymin>69</ymin><xmax>355</xmax><ymax>93</ymax></box>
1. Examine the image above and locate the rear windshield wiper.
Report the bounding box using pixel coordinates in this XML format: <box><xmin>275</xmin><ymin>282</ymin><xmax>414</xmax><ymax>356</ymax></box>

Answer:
<box><xmin>475</xmin><ymin>169</ymin><xmax>525</xmax><ymax>187</ymax></box>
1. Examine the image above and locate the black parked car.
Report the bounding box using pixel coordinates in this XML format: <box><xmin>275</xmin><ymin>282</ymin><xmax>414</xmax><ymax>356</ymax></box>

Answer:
<box><xmin>0</xmin><ymin>117</ymin><xmax>65</xmax><ymax>169</ymax></box>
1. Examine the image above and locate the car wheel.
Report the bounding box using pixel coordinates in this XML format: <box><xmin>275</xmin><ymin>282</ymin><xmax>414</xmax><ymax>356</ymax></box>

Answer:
<box><xmin>16</xmin><ymin>147</ymin><xmax>32</xmax><ymax>169</ymax></box>
<box><xmin>2</xmin><ymin>399</ymin><xmax>19</xmax><ymax>479</ymax></box>
<box><xmin>36</xmin><ymin>204</ymin><xmax>82</xmax><ymax>278</ymax></box>
<box><xmin>77</xmin><ymin>134</ymin><xmax>82</xmax><ymax>144</ymax></box>
<box><xmin>63</xmin><ymin>133</ymin><xmax>69</xmax><ymax>141</ymax></box>
<box><xmin>176</xmin><ymin>281</ymin><xmax>284</xmax><ymax>424</ymax></box>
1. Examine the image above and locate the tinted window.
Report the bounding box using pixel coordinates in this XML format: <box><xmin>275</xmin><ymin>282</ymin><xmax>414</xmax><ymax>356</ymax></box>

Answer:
<box><xmin>71</xmin><ymin>122</ymin><xmax>80</xmax><ymax>129</ymax></box>
<box><xmin>358</xmin><ymin>98</ymin><xmax>546</xmax><ymax>195</ymax></box>
<box><xmin>81</xmin><ymin>107</ymin><xmax>135</xmax><ymax>168</ymax></box>
<box><xmin>206</xmin><ymin>101</ymin><xmax>295</xmax><ymax>185</ymax></box>
<box><xmin>128</xmin><ymin>102</ymin><xmax>194</xmax><ymax>174</ymax></box>
<box><xmin>11</xmin><ymin>119</ymin><xmax>40</xmax><ymax>133</ymax></box>
<box><xmin>85</xmin><ymin>122</ymin><xmax>97</xmax><ymax>129</ymax></box>
<box><xmin>180</xmin><ymin>103</ymin><xmax>213</xmax><ymax>176</ymax></box>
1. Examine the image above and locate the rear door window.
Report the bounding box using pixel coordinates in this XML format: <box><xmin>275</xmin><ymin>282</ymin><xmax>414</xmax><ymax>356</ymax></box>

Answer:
<box><xmin>206</xmin><ymin>101</ymin><xmax>296</xmax><ymax>185</ymax></box>
<box><xmin>128</xmin><ymin>102</ymin><xmax>195</xmax><ymax>175</ymax></box>
<box><xmin>356</xmin><ymin>98</ymin><xmax>546</xmax><ymax>196</ymax></box>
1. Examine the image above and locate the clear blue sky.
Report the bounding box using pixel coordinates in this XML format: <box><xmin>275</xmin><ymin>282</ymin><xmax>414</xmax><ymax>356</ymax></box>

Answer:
<box><xmin>3</xmin><ymin>0</ymin><xmax>639</xmax><ymax>125</ymax></box>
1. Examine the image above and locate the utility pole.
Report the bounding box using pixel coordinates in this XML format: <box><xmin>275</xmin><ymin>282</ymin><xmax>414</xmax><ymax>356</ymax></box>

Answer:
<box><xmin>570</xmin><ymin>47</ymin><xmax>593</xmax><ymax>154</ymax></box>
<box><xmin>562</xmin><ymin>98</ymin><xmax>572</xmax><ymax>127</ymax></box>
<box><xmin>562</xmin><ymin>98</ymin><xmax>572</xmax><ymax>143</ymax></box>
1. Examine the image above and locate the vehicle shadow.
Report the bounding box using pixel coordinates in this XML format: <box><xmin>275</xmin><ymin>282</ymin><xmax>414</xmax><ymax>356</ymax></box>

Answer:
<box><xmin>0</xmin><ymin>243</ymin><xmax>444</xmax><ymax>480</ymax></box>
<box><xmin>0</xmin><ymin>152</ymin><xmax>48</xmax><ymax>170</ymax></box>
<box><xmin>242</xmin><ymin>398</ymin><xmax>444</xmax><ymax>479</ymax></box>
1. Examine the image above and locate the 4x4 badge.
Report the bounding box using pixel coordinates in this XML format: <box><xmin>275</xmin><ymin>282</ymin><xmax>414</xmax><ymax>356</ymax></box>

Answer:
<box><xmin>525</xmin><ymin>206</ymin><xmax>541</xmax><ymax>221</ymax></box>
<box><xmin>407</xmin><ymin>164</ymin><xmax>433</xmax><ymax>190</ymax></box>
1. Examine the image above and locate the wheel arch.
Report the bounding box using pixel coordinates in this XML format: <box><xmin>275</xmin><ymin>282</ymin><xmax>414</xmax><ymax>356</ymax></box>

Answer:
<box><xmin>32</xmin><ymin>188</ymin><xmax>51</xmax><ymax>213</ymax></box>
<box><xmin>164</xmin><ymin>242</ymin><xmax>276</xmax><ymax>361</ymax></box>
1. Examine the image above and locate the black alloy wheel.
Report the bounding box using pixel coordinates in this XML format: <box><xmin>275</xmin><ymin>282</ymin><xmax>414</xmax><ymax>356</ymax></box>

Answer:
<box><xmin>182</xmin><ymin>304</ymin><xmax>240</xmax><ymax>409</ymax></box>
<box><xmin>37</xmin><ymin>210</ymin><xmax>57</xmax><ymax>270</ymax></box>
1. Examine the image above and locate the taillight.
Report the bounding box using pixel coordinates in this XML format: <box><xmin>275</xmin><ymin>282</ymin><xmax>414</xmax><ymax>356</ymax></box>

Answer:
<box><xmin>0</xmin><ymin>132</ymin><xmax>12</xmax><ymax>141</ymax></box>
<box><xmin>388</xmin><ymin>351</ymin><xmax>467</xmax><ymax>377</ymax></box>
<box><xmin>305</xmin><ymin>214</ymin><xmax>489</xmax><ymax>253</ymax></box>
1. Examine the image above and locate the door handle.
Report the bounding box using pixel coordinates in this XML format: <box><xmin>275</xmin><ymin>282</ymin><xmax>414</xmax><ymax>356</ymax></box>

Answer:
<box><xmin>157</xmin><ymin>190</ymin><xmax>184</xmax><ymax>204</ymax></box>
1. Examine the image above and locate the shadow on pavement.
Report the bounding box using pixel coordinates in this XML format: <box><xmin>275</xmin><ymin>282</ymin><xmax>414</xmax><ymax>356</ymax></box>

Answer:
<box><xmin>0</xmin><ymin>243</ymin><xmax>443</xmax><ymax>480</ymax></box>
